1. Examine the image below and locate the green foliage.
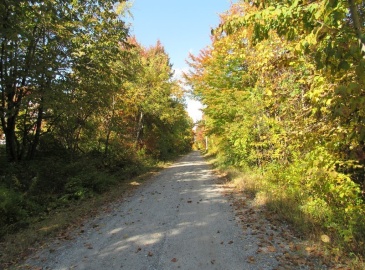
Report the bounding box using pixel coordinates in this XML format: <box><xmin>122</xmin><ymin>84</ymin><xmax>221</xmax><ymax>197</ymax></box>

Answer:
<box><xmin>0</xmin><ymin>186</ymin><xmax>28</xmax><ymax>236</ymax></box>
<box><xmin>186</xmin><ymin>0</ymin><xmax>365</xmax><ymax>257</ymax></box>
<box><xmin>0</xmin><ymin>0</ymin><xmax>193</xmax><ymax>248</ymax></box>
<box><xmin>60</xmin><ymin>170</ymin><xmax>117</xmax><ymax>201</ymax></box>
<box><xmin>0</xmin><ymin>144</ymin><xmax>162</xmax><ymax>239</ymax></box>
<box><xmin>0</xmin><ymin>0</ymin><xmax>126</xmax><ymax>161</ymax></box>
<box><xmin>262</xmin><ymin>146</ymin><xmax>365</xmax><ymax>251</ymax></box>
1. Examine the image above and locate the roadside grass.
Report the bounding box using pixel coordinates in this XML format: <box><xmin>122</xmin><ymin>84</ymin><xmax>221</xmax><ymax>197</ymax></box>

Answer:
<box><xmin>204</xmin><ymin>153</ymin><xmax>365</xmax><ymax>270</ymax></box>
<box><xmin>0</xmin><ymin>161</ymin><xmax>170</xmax><ymax>269</ymax></box>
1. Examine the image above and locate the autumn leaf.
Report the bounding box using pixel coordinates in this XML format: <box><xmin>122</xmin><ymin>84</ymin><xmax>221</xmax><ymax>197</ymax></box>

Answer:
<box><xmin>247</xmin><ymin>256</ymin><xmax>255</xmax><ymax>263</ymax></box>
<box><xmin>320</xmin><ymin>235</ymin><xmax>330</xmax><ymax>243</ymax></box>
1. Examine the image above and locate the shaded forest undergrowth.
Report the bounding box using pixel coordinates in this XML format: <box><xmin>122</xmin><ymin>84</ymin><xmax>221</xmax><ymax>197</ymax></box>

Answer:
<box><xmin>0</xmin><ymin>146</ymin><xmax>182</xmax><ymax>268</ymax></box>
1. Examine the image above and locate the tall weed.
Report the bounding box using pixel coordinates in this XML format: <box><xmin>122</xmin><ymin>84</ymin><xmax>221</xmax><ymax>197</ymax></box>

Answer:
<box><xmin>263</xmin><ymin>146</ymin><xmax>365</xmax><ymax>254</ymax></box>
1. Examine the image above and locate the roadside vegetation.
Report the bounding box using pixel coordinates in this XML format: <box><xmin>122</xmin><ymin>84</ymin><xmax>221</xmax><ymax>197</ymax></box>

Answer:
<box><xmin>187</xmin><ymin>0</ymin><xmax>365</xmax><ymax>267</ymax></box>
<box><xmin>0</xmin><ymin>1</ymin><xmax>193</xmax><ymax>267</ymax></box>
<box><xmin>0</xmin><ymin>157</ymin><xmax>170</xmax><ymax>268</ymax></box>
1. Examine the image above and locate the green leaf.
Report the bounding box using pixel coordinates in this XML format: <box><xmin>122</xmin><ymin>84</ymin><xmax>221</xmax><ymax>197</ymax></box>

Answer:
<box><xmin>338</xmin><ymin>60</ymin><xmax>350</xmax><ymax>70</ymax></box>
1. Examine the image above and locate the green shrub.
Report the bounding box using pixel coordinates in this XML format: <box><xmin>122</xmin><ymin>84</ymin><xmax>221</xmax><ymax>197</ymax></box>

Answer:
<box><xmin>60</xmin><ymin>177</ymin><xmax>91</xmax><ymax>201</ymax></box>
<box><xmin>0</xmin><ymin>144</ymin><xmax>161</xmax><ymax>239</ymax></box>
<box><xmin>78</xmin><ymin>169</ymin><xmax>117</xmax><ymax>194</ymax></box>
<box><xmin>263</xmin><ymin>146</ymin><xmax>365</xmax><ymax>252</ymax></box>
<box><xmin>0</xmin><ymin>186</ymin><xmax>28</xmax><ymax>237</ymax></box>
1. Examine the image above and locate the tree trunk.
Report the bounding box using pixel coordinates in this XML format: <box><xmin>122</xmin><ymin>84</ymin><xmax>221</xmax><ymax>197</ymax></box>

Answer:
<box><xmin>5</xmin><ymin>113</ymin><xmax>19</xmax><ymax>162</ymax></box>
<box><xmin>348</xmin><ymin>0</ymin><xmax>365</xmax><ymax>57</ymax></box>
<box><xmin>20</xmin><ymin>104</ymin><xmax>29</xmax><ymax>160</ymax></box>
<box><xmin>104</xmin><ymin>96</ymin><xmax>116</xmax><ymax>156</ymax></box>
<box><xmin>3</xmin><ymin>81</ymin><xmax>24</xmax><ymax>162</ymax></box>
<box><xmin>0</xmin><ymin>42</ymin><xmax>7</xmax><ymax>135</ymax></box>
<box><xmin>135</xmin><ymin>110</ymin><xmax>144</xmax><ymax>147</ymax></box>
<box><xmin>1</xmin><ymin>22</ymin><xmax>37</xmax><ymax>162</ymax></box>
<box><xmin>28</xmin><ymin>98</ymin><xmax>44</xmax><ymax>160</ymax></box>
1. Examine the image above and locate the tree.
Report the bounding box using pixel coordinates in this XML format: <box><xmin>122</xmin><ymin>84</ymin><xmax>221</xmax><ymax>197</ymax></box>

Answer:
<box><xmin>121</xmin><ymin>38</ymin><xmax>193</xmax><ymax>159</ymax></box>
<box><xmin>0</xmin><ymin>0</ymin><xmax>130</xmax><ymax>161</ymax></box>
<box><xmin>186</xmin><ymin>1</ymin><xmax>365</xmax><ymax>252</ymax></box>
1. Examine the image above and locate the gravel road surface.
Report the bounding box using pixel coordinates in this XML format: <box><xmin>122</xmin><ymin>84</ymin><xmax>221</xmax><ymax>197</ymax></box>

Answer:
<box><xmin>19</xmin><ymin>151</ymin><xmax>322</xmax><ymax>270</ymax></box>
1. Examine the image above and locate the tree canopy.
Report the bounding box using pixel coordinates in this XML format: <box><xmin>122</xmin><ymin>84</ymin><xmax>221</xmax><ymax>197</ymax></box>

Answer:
<box><xmin>185</xmin><ymin>0</ymin><xmax>365</xmax><ymax>256</ymax></box>
<box><xmin>0</xmin><ymin>0</ymin><xmax>193</xmax><ymax>163</ymax></box>
<box><xmin>0</xmin><ymin>0</ymin><xmax>193</xmax><ymax>241</ymax></box>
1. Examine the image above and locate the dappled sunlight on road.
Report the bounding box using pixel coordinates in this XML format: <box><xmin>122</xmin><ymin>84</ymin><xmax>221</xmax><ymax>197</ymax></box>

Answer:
<box><xmin>20</xmin><ymin>151</ymin><xmax>275</xmax><ymax>270</ymax></box>
<box><xmin>168</xmin><ymin>161</ymin><xmax>207</xmax><ymax>168</ymax></box>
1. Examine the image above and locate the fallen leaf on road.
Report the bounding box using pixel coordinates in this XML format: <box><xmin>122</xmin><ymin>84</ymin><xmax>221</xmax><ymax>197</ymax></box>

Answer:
<box><xmin>247</xmin><ymin>256</ymin><xmax>255</xmax><ymax>263</ymax></box>
<box><xmin>321</xmin><ymin>234</ymin><xmax>330</xmax><ymax>243</ymax></box>
<box><xmin>171</xmin><ymin>258</ymin><xmax>178</xmax><ymax>262</ymax></box>
<box><xmin>148</xmin><ymin>251</ymin><xmax>153</xmax><ymax>257</ymax></box>
<box><xmin>305</xmin><ymin>246</ymin><xmax>315</xmax><ymax>254</ymax></box>
<box><xmin>84</xmin><ymin>243</ymin><xmax>93</xmax><ymax>249</ymax></box>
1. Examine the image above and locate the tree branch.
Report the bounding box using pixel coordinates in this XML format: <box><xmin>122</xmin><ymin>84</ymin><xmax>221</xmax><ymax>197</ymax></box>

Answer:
<box><xmin>348</xmin><ymin>0</ymin><xmax>365</xmax><ymax>57</ymax></box>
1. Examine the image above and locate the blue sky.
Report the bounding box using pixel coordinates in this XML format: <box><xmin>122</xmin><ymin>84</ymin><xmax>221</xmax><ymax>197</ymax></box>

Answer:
<box><xmin>127</xmin><ymin>0</ymin><xmax>234</xmax><ymax>122</ymax></box>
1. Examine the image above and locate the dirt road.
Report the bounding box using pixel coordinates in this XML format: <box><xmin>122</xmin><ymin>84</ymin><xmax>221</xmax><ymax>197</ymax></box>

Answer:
<box><xmin>19</xmin><ymin>151</ymin><xmax>326</xmax><ymax>270</ymax></box>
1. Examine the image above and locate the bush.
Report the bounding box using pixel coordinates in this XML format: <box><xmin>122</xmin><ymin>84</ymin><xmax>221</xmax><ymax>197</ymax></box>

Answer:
<box><xmin>0</xmin><ymin>186</ymin><xmax>28</xmax><ymax>237</ymax></box>
<box><xmin>27</xmin><ymin>156</ymin><xmax>70</xmax><ymax>195</ymax></box>
<box><xmin>0</xmin><ymin>143</ymin><xmax>160</xmax><ymax>240</ymax></box>
<box><xmin>263</xmin><ymin>146</ymin><xmax>365</xmax><ymax>253</ymax></box>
